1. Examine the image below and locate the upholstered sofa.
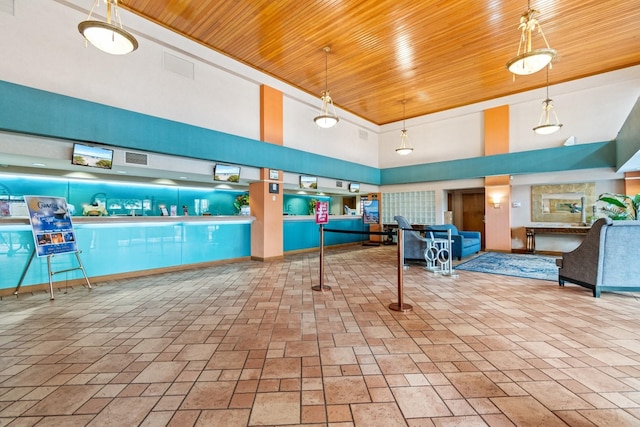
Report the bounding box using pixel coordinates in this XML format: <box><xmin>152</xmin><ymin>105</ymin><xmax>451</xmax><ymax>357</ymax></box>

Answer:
<box><xmin>394</xmin><ymin>215</ymin><xmax>430</xmax><ymax>264</ymax></box>
<box><xmin>556</xmin><ymin>218</ymin><xmax>640</xmax><ymax>297</ymax></box>
<box><xmin>425</xmin><ymin>224</ymin><xmax>481</xmax><ymax>260</ymax></box>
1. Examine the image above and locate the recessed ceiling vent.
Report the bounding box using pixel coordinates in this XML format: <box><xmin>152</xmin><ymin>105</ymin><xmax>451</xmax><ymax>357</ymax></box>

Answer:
<box><xmin>125</xmin><ymin>152</ymin><xmax>148</xmax><ymax>165</ymax></box>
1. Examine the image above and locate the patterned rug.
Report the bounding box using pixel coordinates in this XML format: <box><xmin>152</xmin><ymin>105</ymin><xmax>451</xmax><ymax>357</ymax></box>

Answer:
<box><xmin>454</xmin><ymin>252</ymin><xmax>559</xmax><ymax>281</ymax></box>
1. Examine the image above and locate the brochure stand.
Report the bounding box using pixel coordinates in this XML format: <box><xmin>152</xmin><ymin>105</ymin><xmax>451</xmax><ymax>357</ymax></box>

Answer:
<box><xmin>18</xmin><ymin>196</ymin><xmax>93</xmax><ymax>300</ymax></box>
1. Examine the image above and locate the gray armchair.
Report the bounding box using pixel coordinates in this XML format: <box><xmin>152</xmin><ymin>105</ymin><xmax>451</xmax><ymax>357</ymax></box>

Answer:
<box><xmin>394</xmin><ymin>215</ymin><xmax>429</xmax><ymax>264</ymax></box>
<box><xmin>557</xmin><ymin>217</ymin><xmax>640</xmax><ymax>297</ymax></box>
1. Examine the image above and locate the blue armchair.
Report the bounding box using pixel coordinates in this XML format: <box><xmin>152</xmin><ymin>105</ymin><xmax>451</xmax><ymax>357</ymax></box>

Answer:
<box><xmin>425</xmin><ymin>224</ymin><xmax>481</xmax><ymax>260</ymax></box>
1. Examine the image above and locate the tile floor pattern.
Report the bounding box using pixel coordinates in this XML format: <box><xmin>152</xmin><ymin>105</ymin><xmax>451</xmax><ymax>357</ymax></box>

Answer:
<box><xmin>2</xmin><ymin>246</ymin><xmax>640</xmax><ymax>426</ymax></box>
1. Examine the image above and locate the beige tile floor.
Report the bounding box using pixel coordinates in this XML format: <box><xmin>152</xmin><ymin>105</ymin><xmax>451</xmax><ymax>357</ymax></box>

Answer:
<box><xmin>2</xmin><ymin>245</ymin><xmax>640</xmax><ymax>426</ymax></box>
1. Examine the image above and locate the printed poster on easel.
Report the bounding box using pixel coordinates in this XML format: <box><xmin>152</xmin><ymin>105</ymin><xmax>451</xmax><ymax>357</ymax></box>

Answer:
<box><xmin>24</xmin><ymin>196</ymin><xmax>78</xmax><ymax>257</ymax></box>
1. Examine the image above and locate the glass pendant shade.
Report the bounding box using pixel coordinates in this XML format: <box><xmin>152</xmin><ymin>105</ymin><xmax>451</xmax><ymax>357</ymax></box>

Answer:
<box><xmin>78</xmin><ymin>0</ymin><xmax>138</xmax><ymax>55</ymax></box>
<box><xmin>395</xmin><ymin>129</ymin><xmax>413</xmax><ymax>155</ymax></box>
<box><xmin>533</xmin><ymin>98</ymin><xmax>562</xmax><ymax>134</ymax></box>
<box><xmin>506</xmin><ymin>5</ymin><xmax>556</xmax><ymax>76</ymax></box>
<box><xmin>314</xmin><ymin>90</ymin><xmax>339</xmax><ymax>128</ymax></box>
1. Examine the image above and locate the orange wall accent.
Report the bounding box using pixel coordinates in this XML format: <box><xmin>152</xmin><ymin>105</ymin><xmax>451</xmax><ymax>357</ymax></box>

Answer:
<box><xmin>260</xmin><ymin>85</ymin><xmax>283</xmax><ymax>145</ymax></box>
<box><xmin>625</xmin><ymin>172</ymin><xmax>640</xmax><ymax>196</ymax></box>
<box><xmin>250</xmin><ymin>173</ymin><xmax>283</xmax><ymax>261</ymax></box>
<box><xmin>484</xmin><ymin>105</ymin><xmax>509</xmax><ymax>156</ymax></box>
<box><xmin>484</xmin><ymin>105</ymin><xmax>511</xmax><ymax>251</ymax></box>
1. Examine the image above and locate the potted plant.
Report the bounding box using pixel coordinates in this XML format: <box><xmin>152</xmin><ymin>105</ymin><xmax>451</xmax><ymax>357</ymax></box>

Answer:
<box><xmin>308</xmin><ymin>198</ymin><xmax>318</xmax><ymax>215</ymax></box>
<box><xmin>234</xmin><ymin>193</ymin><xmax>250</xmax><ymax>215</ymax></box>
<box><xmin>596</xmin><ymin>193</ymin><xmax>640</xmax><ymax>220</ymax></box>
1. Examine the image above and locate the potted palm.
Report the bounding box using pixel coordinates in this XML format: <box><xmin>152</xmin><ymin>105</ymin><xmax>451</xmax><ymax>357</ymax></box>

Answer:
<box><xmin>308</xmin><ymin>198</ymin><xmax>318</xmax><ymax>215</ymax></box>
<box><xmin>596</xmin><ymin>193</ymin><xmax>640</xmax><ymax>220</ymax></box>
<box><xmin>234</xmin><ymin>193</ymin><xmax>250</xmax><ymax>215</ymax></box>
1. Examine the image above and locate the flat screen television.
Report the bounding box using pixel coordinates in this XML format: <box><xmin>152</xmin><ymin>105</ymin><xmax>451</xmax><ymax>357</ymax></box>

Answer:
<box><xmin>71</xmin><ymin>143</ymin><xmax>113</xmax><ymax>169</ymax></box>
<box><xmin>214</xmin><ymin>164</ymin><xmax>241</xmax><ymax>182</ymax></box>
<box><xmin>299</xmin><ymin>175</ymin><xmax>317</xmax><ymax>189</ymax></box>
<box><xmin>349</xmin><ymin>183</ymin><xmax>360</xmax><ymax>193</ymax></box>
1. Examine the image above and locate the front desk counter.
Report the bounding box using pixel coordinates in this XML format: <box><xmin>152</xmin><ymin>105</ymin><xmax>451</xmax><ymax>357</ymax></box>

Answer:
<box><xmin>0</xmin><ymin>215</ymin><xmax>254</xmax><ymax>294</ymax></box>
<box><xmin>283</xmin><ymin>214</ymin><xmax>368</xmax><ymax>252</ymax></box>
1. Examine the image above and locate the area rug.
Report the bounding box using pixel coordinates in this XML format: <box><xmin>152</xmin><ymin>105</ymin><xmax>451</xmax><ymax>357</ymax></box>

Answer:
<box><xmin>454</xmin><ymin>252</ymin><xmax>559</xmax><ymax>281</ymax></box>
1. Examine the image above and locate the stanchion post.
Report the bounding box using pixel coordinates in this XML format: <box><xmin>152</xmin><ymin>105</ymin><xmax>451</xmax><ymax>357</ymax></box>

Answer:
<box><xmin>389</xmin><ymin>227</ymin><xmax>412</xmax><ymax>313</ymax></box>
<box><xmin>312</xmin><ymin>224</ymin><xmax>331</xmax><ymax>292</ymax></box>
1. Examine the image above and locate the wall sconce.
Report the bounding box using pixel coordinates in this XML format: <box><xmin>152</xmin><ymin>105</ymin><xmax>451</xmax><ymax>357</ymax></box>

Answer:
<box><xmin>491</xmin><ymin>195</ymin><xmax>502</xmax><ymax>209</ymax></box>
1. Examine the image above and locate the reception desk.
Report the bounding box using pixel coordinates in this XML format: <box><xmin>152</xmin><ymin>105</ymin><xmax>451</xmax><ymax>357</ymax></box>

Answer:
<box><xmin>283</xmin><ymin>215</ymin><xmax>367</xmax><ymax>252</ymax></box>
<box><xmin>525</xmin><ymin>224</ymin><xmax>591</xmax><ymax>254</ymax></box>
<box><xmin>0</xmin><ymin>215</ymin><xmax>253</xmax><ymax>294</ymax></box>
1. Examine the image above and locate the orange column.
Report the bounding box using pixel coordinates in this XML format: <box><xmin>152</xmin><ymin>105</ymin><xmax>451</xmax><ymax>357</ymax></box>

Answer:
<box><xmin>251</xmin><ymin>85</ymin><xmax>284</xmax><ymax>260</ymax></box>
<box><xmin>484</xmin><ymin>105</ymin><xmax>512</xmax><ymax>252</ymax></box>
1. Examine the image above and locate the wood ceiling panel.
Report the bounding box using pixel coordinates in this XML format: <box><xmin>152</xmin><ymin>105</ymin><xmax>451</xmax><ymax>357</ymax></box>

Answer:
<box><xmin>120</xmin><ymin>0</ymin><xmax>640</xmax><ymax>125</ymax></box>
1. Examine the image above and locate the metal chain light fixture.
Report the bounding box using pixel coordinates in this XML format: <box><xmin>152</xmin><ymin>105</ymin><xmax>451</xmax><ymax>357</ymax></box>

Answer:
<box><xmin>506</xmin><ymin>1</ymin><xmax>556</xmax><ymax>76</ymax></box>
<box><xmin>533</xmin><ymin>66</ymin><xmax>563</xmax><ymax>135</ymax></box>
<box><xmin>78</xmin><ymin>0</ymin><xmax>138</xmax><ymax>55</ymax></box>
<box><xmin>395</xmin><ymin>100</ymin><xmax>414</xmax><ymax>155</ymax></box>
<box><xmin>313</xmin><ymin>47</ymin><xmax>339</xmax><ymax>128</ymax></box>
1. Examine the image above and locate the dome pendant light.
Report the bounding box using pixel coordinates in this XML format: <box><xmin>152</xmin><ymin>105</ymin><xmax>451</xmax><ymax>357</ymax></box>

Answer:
<box><xmin>506</xmin><ymin>1</ymin><xmax>556</xmax><ymax>76</ymax></box>
<box><xmin>78</xmin><ymin>0</ymin><xmax>138</xmax><ymax>55</ymax></box>
<box><xmin>533</xmin><ymin>66</ymin><xmax>563</xmax><ymax>135</ymax></box>
<box><xmin>313</xmin><ymin>47</ymin><xmax>339</xmax><ymax>128</ymax></box>
<box><xmin>395</xmin><ymin>100</ymin><xmax>414</xmax><ymax>155</ymax></box>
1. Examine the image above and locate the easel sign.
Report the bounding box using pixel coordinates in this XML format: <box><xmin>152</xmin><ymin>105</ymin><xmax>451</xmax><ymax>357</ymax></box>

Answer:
<box><xmin>315</xmin><ymin>201</ymin><xmax>329</xmax><ymax>224</ymax></box>
<box><xmin>24</xmin><ymin>196</ymin><xmax>77</xmax><ymax>257</ymax></box>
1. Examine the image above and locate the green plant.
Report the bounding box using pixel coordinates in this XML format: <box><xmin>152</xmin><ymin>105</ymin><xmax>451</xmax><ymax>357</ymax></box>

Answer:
<box><xmin>596</xmin><ymin>193</ymin><xmax>640</xmax><ymax>220</ymax></box>
<box><xmin>308</xmin><ymin>198</ymin><xmax>318</xmax><ymax>214</ymax></box>
<box><xmin>233</xmin><ymin>193</ymin><xmax>249</xmax><ymax>211</ymax></box>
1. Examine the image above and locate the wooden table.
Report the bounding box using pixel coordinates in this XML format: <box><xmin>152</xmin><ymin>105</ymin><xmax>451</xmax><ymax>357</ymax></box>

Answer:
<box><xmin>525</xmin><ymin>225</ymin><xmax>591</xmax><ymax>254</ymax></box>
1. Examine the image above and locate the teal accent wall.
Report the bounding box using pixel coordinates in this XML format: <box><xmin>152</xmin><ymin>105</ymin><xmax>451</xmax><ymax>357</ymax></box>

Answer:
<box><xmin>381</xmin><ymin>142</ymin><xmax>617</xmax><ymax>185</ymax></box>
<box><xmin>0</xmin><ymin>80</ymin><xmax>379</xmax><ymax>185</ymax></box>
<box><xmin>0</xmin><ymin>80</ymin><xmax>624</xmax><ymax>187</ymax></box>
<box><xmin>616</xmin><ymin>96</ymin><xmax>640</xmax><ymax>171</ymax></box>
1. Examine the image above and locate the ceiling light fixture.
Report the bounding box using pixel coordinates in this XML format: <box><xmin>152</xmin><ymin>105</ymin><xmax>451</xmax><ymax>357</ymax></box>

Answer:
<box><xmin>395</xmin><ymin>100</ymin><xmax>414</xmax><ymax>155</ymax></box>
<box><xmin>78</xmin><ymin>0</ymin><xmax>138</xmax><ymax>55</ymax></box>
<box><xmin>533</xmin><ymin>66</ymin><xmax>563</xmax><ymax>135</ymax></box>
<box><xmin>313</xmin><ymin>47</ymin><xmax>339</xmax><ymax>128</ymax></box>
<box><xmin>506</xmin><ymin>1</ymin><xmax>556</xmax><ymax>76</ymax></box>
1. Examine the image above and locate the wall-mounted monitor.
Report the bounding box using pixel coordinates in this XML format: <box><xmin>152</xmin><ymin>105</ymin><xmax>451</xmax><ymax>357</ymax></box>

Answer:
<box><xmin>71</xmin><ymin>143</ymin><xmax>113</xmax><ymax>169</ymax></box>
<box><xmin>213</xmin><ymin>164</ymin><xmax>241</xmax><ymax>182</ymax></box>
<box><xmin>349</xmin><ymin>183</ymin><xmax>360</xmax><ymax>193</ymax></box>
<box><xmin>300</xmin><ymin>175</ymin><xmax>317</xmax><ymax>189</ymax></box>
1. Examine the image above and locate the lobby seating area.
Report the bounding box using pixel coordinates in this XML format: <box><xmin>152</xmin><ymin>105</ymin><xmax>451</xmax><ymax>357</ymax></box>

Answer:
<box><xmin>557</xmin><ymin>218</ymin><xmax>640</xmax><ymax>297</ymax></box>
<box><xmin>2</xmin><ymin>245</ymin><xmax>640</xmax><ymax>426</ymax></box>
<box><xmin>425</xmin><ymin>224</ymin><xmax>482</xmax><ymax>260</ymax></box>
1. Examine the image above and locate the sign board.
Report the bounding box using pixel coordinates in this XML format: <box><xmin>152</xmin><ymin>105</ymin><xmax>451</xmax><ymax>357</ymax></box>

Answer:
<box><xmin>315</xmin><ymin>201</ymin><xmax>329</xmax><ymax>224</ymax></box>
<box><xmin>24</xmin><ymin>196</ymin><xmax>78</xmax><ymax>257</ymax></box>
<box><xmin>362</xmin><ymin>199</ymin><xmax>379</xmax><ymax>224</ymax></box>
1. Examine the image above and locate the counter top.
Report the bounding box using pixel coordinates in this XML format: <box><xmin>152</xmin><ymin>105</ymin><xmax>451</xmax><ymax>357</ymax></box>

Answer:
<box><xmin>0</xmin><ymin>215</ymin><xmax>255</xmax><ymax>225</ymax></box>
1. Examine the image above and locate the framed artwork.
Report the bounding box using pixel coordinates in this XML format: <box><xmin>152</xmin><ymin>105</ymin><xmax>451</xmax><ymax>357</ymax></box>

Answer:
<box><xmin>269</xmin><ymin>169</ymin><xmax>279</xmax><ymax>180</ymax></box>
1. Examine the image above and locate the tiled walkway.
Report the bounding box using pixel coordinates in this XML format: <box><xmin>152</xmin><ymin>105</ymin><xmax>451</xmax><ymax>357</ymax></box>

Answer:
<box><xmin>2</xmin><ymin>245</ymin><xmax>640</xmax><ymax>426</ymax></box>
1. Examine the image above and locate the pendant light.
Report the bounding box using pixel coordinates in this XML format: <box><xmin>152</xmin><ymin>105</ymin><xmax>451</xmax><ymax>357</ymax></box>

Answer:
<box><xmin>78</xmin><ymin>0</ymin><xmax>138</xmax><ymax>55</ymax></box>
<box><xmin>395</xmin><ymin>100</ymin><xmax>414</xmax><ymax>155</ymax></box>
<box><xmin>533</xmin><ymin>66</ymin><xmax>563</xmax><ymax>135</ymax></box>
<box><xmin>506</xmin><ymin>1</ymin><xmax>556</xmax><ymax>76</ymax></box>
<box><xmin>313</xmin><ymin>47</ymin><xmax>339</xmax><ymax>128</ymax></box>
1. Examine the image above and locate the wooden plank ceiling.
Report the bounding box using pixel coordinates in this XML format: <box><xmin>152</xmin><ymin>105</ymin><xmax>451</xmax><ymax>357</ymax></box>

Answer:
<box><xmin>120</xmin><ymin>0</ymin><xmax>640</xmax><ymax>126</ymax></box>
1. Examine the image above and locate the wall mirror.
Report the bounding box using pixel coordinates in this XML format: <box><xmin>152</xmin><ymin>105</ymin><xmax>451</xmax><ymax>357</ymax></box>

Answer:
<box><xmin>531</xmin><ymin>183</ymin><xmax>595</xmax><ymax>223</ymax></box>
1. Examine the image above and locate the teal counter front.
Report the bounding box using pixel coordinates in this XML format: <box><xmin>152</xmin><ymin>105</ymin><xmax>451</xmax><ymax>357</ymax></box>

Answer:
<box><xmin>0</xmin><ymin>216</ymin><xmax>253</xmax><ymax>293</ymax></box>
<box><xmin>283</xmin><ymin>215</ymin><xmax>369</xmax><ymax>252</ymax></box>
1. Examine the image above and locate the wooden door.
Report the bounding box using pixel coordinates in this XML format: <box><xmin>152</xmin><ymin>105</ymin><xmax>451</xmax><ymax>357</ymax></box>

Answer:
<box><xmin>462</xmin><ymin>192</ymin><xmax>486</xmax><ymax>249</ymax></box>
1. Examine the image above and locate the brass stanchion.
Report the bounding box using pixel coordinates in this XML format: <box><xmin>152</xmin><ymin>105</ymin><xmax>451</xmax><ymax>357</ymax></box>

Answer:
<box><xmin>312</xmin><ymin>224</ymin><xmax>331</xmax><ymax>292</ymax></box>
<box><xmin>389</xmin><ymin>227</ymin><xmax>412</xmax><ymax>312</ymax></box>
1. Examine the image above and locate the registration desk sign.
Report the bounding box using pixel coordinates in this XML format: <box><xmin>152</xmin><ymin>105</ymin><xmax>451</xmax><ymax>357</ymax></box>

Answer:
<box><xmin>315</xmin><ymin>201</ymin><xmax>329</xmax><ymax>224</ymax></box>
<box><xmin>24</xmin><ymin>196</ymin><xmax>78</xmax><ymax>257</ymax></box>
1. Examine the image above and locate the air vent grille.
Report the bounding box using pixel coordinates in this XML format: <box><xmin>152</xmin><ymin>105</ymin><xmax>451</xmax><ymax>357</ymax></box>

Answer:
<box><xmin>125</xmin><ymin>152</ymin><xmax>148</xmax><ymax>165</ymax></box>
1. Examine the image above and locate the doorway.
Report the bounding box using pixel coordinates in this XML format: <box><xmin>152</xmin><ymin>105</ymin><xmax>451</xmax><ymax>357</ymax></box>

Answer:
<box><xmin>448</xmin><ymin>189</ymin><xmax>486</xmax><ymax>249</ymax></box>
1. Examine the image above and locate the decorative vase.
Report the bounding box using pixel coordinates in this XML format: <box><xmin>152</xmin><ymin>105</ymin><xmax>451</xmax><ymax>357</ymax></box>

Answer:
<box><xmin>240</xmin><ymin>206</ymin><xmax>250</xmax><ymax>216</ymax></box>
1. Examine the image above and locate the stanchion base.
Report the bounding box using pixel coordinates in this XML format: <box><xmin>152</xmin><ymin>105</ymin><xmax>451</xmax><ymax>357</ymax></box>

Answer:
<box><xmin>312</xmin><ymin>285</ymin><xmax>332</xmax><ymax>292</ymax></box>
<box><xmin>388</xmin><ymin>303</ymin><xmax>413</xmax><ymax>313</ymax></box>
